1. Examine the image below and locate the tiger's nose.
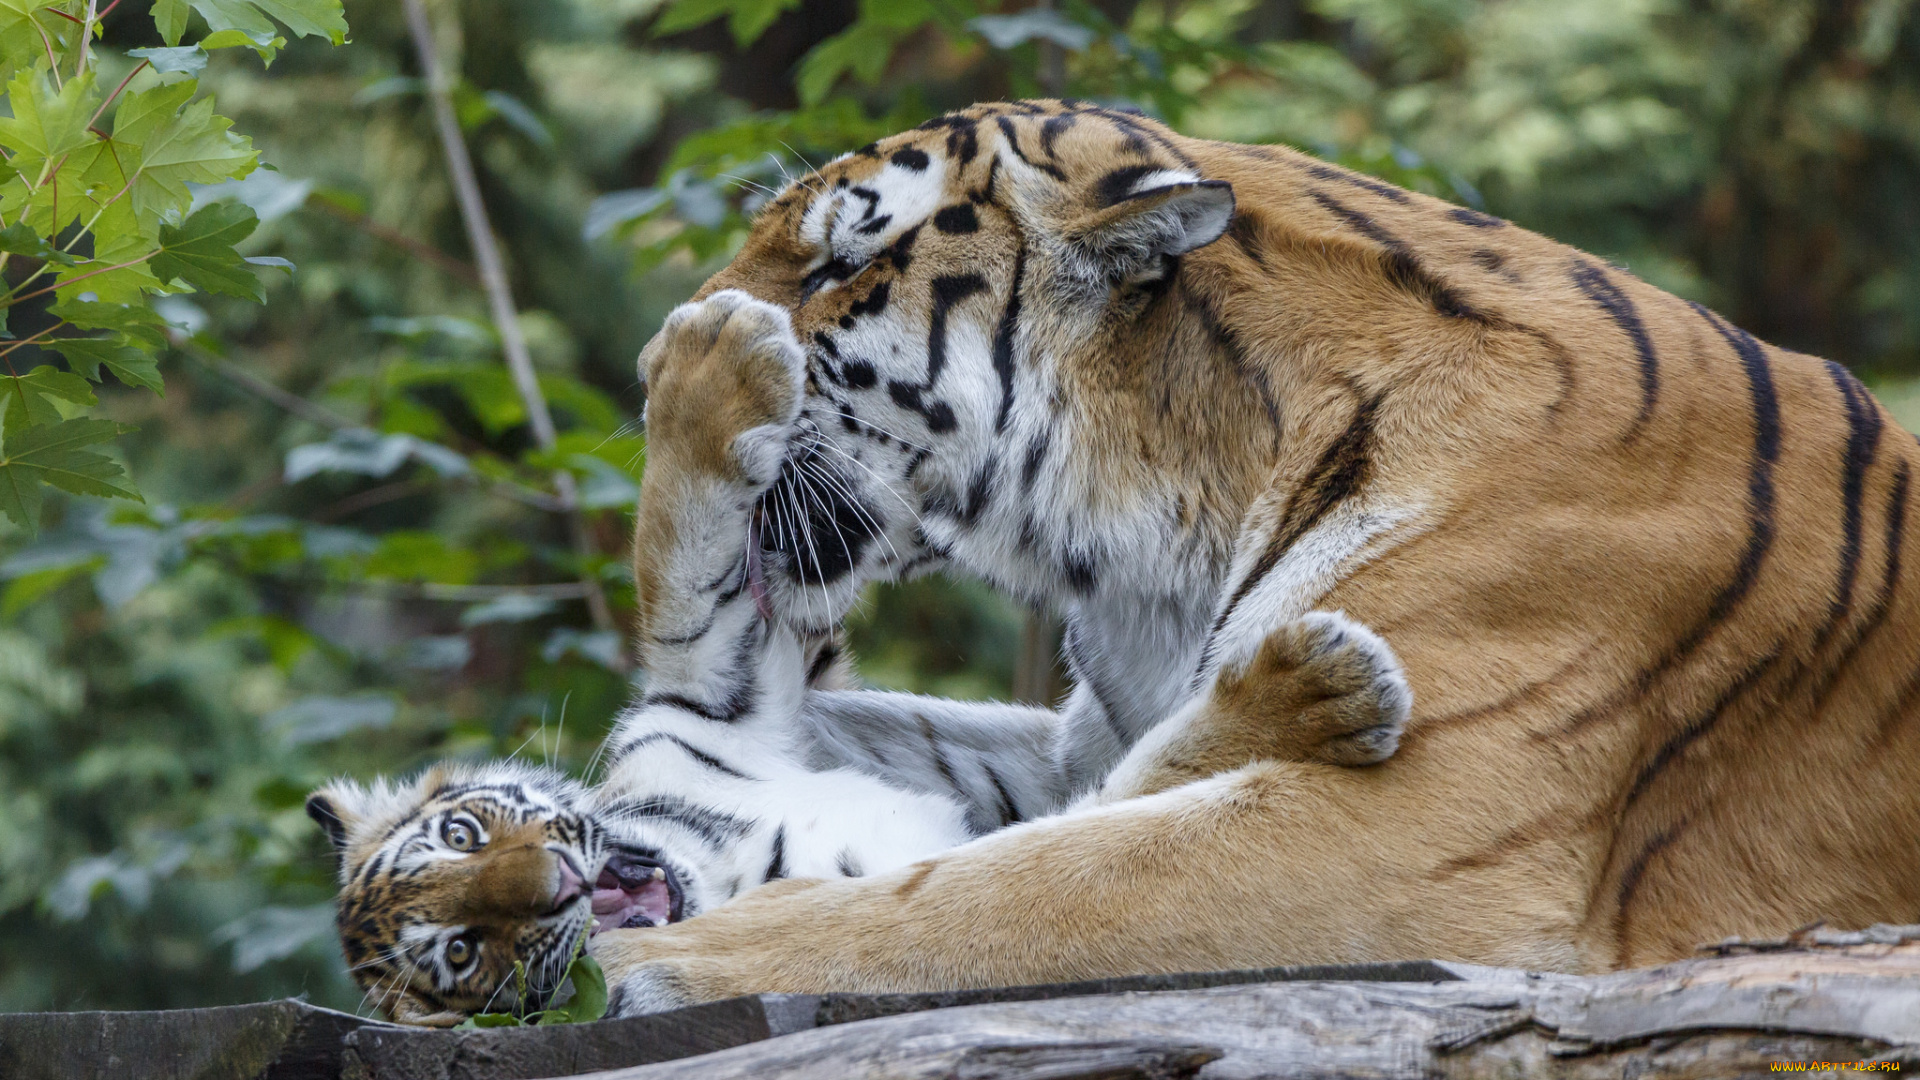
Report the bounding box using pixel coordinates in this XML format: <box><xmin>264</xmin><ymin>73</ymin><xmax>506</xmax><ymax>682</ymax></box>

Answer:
<box><xmin>549</xmin><ymin>855</ymin><xmax>586</xmax><ymax>913</ymax></box>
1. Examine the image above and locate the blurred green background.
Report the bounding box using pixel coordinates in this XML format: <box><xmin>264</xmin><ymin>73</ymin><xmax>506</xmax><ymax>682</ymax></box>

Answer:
<box><xmin>2</xmin><ymin>0</ymin><xmax>1917</xmax><ymax>1013</ymax></box>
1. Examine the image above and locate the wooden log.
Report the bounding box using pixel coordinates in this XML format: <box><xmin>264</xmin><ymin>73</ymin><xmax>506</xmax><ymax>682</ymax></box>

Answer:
<box><xmin>0</xmin><ymin>999</ymin><xmax>384</xmax><ymax>1080</ymax></box>
<box><xmin>554</xmin><ymin>926</ymin><xmax>1920</xmax><ymax>1080</ymax></box>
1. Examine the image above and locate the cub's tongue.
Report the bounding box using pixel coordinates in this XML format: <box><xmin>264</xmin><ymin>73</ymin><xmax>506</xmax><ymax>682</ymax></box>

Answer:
<box><xmin>591</xmin><ymin>865</ymin><xmax>674</xmax><ymax>933</ymax></box>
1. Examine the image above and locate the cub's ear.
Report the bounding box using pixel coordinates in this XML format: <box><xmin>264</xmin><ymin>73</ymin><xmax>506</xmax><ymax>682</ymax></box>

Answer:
<box><xmin>306</xmin><ymin>781</ymin><xmax>369</xmax><ymax>866</ymax></box>
<box><xmin>1063</xmin><ymin>173</ymin><xmax>1235</xmax><ymax>284</ymax></box>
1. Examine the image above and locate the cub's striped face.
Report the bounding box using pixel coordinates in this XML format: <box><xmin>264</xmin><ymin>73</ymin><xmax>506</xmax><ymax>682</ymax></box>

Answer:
<box><xmin>307</xmin><ymin>765</ymin><xmax>604</xmax><ymax>1026</ymax></box>
<box><xmin>694</xmin><ymin>101</ymin><xmax>1234</xmax><ymax>625</ymax></box>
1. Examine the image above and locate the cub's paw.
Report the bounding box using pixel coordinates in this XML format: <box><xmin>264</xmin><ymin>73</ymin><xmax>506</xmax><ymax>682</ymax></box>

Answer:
<box><xmin>1218</xmin><ymin>610</ymin><xmax>1412</xmax><ymax>767</ymax></box>
<box><xmin>638</xmin><ymin>289</ymin><xmax>807</xmax><ymax>488</ymax></box>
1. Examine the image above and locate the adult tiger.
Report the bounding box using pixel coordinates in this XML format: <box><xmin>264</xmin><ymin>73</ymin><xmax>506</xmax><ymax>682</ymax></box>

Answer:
<box><xmin>589</xmin><ymin>98</ymin><xmax>1920</xmax><ymax>1015</ymax></box>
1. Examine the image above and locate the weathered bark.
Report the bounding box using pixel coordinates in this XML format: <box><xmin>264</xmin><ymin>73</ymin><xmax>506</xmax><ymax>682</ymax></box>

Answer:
<box><xmin>551</xmin><ymin>926</ymin><xmax>1920</xmax><ymax>1080</ymax></box>
<box><xmin>0</xmin><ymin>999</ymin><xmax>379</xmax><ymax>1080</ymax></box>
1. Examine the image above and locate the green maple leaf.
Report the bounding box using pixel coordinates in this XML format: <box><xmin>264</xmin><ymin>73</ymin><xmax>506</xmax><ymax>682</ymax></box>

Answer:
<box><xmin>2</xmin><ymin>365</ymin><xmax>97</xmax><ymax>433</ymax></box>
<box><xmin>0</xmin><ymin>1</ymin><xmax>78</xmax><ymax>81</ymax></box>
<box><xmin>48</xmin><ymin>299</ymin><xmax>171</xmax><ymax>349</ymax></box>
<box><xmin>153</xmin><ymin>0</ymin><xmax>192</xmax><ymax>45</ymax></box>
<box><xmin>53</xmin><ymin>198</ymin><xmax>163</xmax><ymax>304</ymax></box>
<box><xmin>186</xmin><ymin>0</ymin><xmax>347</xmax><ymax>63</ymax></box>
<box><xmin>0</xmin><ymin>221</ymin><xmax>77</xmax><ymax>264</ymax></box>
<box><xmin>46</xmin><ymin>336</ymin><xmax>165</xmax><ymax>393</ymax></box>
<box><xmin>151</xmin><ymin>201</ymin><xmax>262</xmax><ymax>301</ymax></box>
<box><xmin>0</xmin><ymin>69</ymin><xmax>99</xmax><ymax>193</ymax></box>
<box><xmin>0</xmin><ymin>417</ymin><xmax>141</xmax><ymax>530</ymax></box>
<box><xmin>105</xmin><ymin>83</ymin><xmax>258</xmax><ymax>228</ymax></box>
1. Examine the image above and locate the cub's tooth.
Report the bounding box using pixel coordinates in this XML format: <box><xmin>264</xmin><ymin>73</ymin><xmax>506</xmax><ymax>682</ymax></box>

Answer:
<box><xmin>651</xmin><ymin>867</ymin><xmax>666</xmax><ymax>881</ymax></box>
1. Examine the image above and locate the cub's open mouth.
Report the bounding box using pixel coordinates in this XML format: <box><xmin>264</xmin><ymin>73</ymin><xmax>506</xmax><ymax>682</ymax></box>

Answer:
<box><xmin>591</xmin><ymin>847</ymin><xmax>684</xmax><ymax>933</ymax></box>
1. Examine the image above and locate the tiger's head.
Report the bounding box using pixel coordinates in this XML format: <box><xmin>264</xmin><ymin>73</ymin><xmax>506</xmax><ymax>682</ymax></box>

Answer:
<box><xmin>307</xmin><ymin>762</ymin><xmax>640</xmax><ymax>1025</ymax></box>
<box><xmin>685</xmin><ymin>100</ymin><xmax>1262</xmax><ymax>632</ymax></box>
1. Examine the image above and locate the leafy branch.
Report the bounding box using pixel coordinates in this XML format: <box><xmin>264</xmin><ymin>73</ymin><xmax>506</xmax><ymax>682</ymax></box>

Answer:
<box><xmin>0</xmin><ymin>0</ymin><xmax>348</xmax><ymax>531</ymax></box>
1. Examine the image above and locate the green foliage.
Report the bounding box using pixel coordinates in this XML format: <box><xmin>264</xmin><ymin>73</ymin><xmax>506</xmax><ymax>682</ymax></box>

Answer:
<box><xmin>457</xmin><ymin>931</ymin><xmax>609</xmax><ymax>1027</ymax></box>
<box><xmin>0</xmin><ymin>0</ymin><xmax>343</xmax><ymax>534</ymax></box>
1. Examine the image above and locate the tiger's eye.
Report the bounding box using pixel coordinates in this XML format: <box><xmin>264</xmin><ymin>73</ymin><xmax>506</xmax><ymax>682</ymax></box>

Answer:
<box><xmin>442</xmin><ymin>819</ymin><xmax>478</xmax><ymax>851</ymax></box>
<box><xmin>446</xmin><ymin>935</ymin><xmax>475</xmax><ymax>967</ymax></box>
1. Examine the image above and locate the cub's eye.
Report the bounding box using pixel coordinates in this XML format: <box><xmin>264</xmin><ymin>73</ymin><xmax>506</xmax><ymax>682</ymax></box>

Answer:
<box><xmin>442</xmin><ymin>817</ymin><xmax>481</xmax><ymax>852</ymax></box>
<box><xmin>445</xmin><ymin>933</ymin><xmax>477</xmax><ymax>968</ymax></box>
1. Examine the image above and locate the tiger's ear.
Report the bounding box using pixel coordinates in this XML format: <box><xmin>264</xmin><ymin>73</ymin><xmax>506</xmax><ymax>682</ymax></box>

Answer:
<box><xmin>1062</xmin><ymin>176</ymin><xmax>1235</xmax><ymax>284</ymax></box>
<box><xmin>306</xmin><ymin>781</ymin><xmax>369</xmax><ymax>865</ymax></box>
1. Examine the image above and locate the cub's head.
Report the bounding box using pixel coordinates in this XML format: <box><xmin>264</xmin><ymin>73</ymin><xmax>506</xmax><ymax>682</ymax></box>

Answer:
<box><xmin>680</xmin><ymin>100</ymin><xmax>1241</xmax><ymax>628</ymax></box>
<box><xmin>307</xmin><ymin>763</ymin><xmax>605</xmax><ymax>1025</ymax></box>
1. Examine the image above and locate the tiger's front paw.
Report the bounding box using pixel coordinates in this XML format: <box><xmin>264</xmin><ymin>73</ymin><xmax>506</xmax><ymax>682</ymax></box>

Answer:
<box><xmin>638</xmin><ymin>289</ymin><xmax>806</xmax><ymax>489</ymax></box>
<box><xmin>1223</xmin><ymin>610</ymin><xmax>1412</xmax><ymax>767</ymax></box>
<box><xmin>1103</xmin><ymin>611</ymin><xmax>1412</xmax><ymax>801</ymax></box>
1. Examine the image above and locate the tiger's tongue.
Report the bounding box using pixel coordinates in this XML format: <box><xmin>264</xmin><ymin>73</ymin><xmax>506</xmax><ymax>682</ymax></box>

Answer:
<box><xmin>591</xmin><ymin>881</ymin><xmax>671</xmax><ymax>933</ymax></box>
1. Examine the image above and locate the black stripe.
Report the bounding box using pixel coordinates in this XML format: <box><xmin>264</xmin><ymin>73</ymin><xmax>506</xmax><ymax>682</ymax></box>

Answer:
<box><xmin>599</xmin><ymin>796</ymin><xmax>754</xmax><ymax>850</ymax></box>
<box><xmin>996</xmin><ymin>116</ymin><xmax>1067</xmax><ymax>180</ymax></box>
<box><xmin>640</xmin><ymin>687</ymin><xmax>750</xmax><ymax>724</ymax></box>
<box><xmin>806</xmin><ymin>640</ymin><xmax>841</xmax><ymax>684</ymax></box>
<box><xmin>1061</xmin><ymin>549</ymin><xmax>1097</xmax><ymax>593</ymax></box>
<box><xmin>611</xmin><ymin>732</ymin><xmax>754</xmax><ymax>779</ymax></box>
<box><xmin>1812</xmin><ymin>362</ymin><xmax>1885</xmax><ymax>654</ymax></box>
<box><xmin>1622</xmin><ymin>649</ymin><xmax>1779</xmax><ymax>814</ymax></box>
<box><xmin>971</xmin><ymin>157</ymin><xmax>1000</xmax><ymax>205</ymax></box>
<box><xmin>1308</xmin><ymin>191</ymin><xmax>1483</xmax><ymax>321</ymax></box>
<box><xmin>1569</xmin><ymin>260</ymin><xmax>1659</xmax><ymax>437</ymax></box>
<box><xmin>949</xmin><ymin>121</ymin><xmax>979</xmax><ymax>166</ymax></box>
<box><xmin>1208</xmin><ymin>389</ymin><xmax>1382</xmax><ymax>645</ymax></box>
<box><xmin>916</xmin><ymin>712</ymin><xmax>963</xmax><ymax>796</ymax></box>
<box><xmin>1823</xmin><ymin>460</ymin><xmax>1908</xmax><ymax>720</ymax></box>
<box><xmin>981</xmin><ymin>760</ymin><xmax>1018</xmax><ymax>827</ymax></box>
<box><xmin>1225</xmin><ymin>211</ymin><xmax>1268</xmax><ymax>269</ymax></box>
<box><xmin>1614</xmin><ymin>817</ymin><xmax>1688</xmax><ymax>936</ymax></box>
<box><xmin>1449</xmin><ymin>207</ymin><xmax>1505</xmax><ymax>228</ymax></box>
<box><xmin>934</xmin><ymin>204</ymin><xmax>979</xmax><ymax>234</ymax></box>
<box><xmin>1021</xmin><ymin>428</ymin><xmax>1051</xmax><ymax>490</ymax></box>
<box><xmin>1039</xmin><ymin>113</ymin><xmax>1075</xmax><ymax>159</ymax></box>
<box><xmin>762</xmin><ymin>826</ymin><xmax>787</xmax><ymax>882</ymax></box>
<box><xmin>992</xmin><ymin>247</ymin><xmax>1027</xmax><ymax>433</ymax></box>
<box><xmin>1089</xmin><ymin>107</ymin><xmax>1197</xmax><ymax>169</ymax></box>
<box><xmin>1095</xmin><ymin>164</ymin><xmax>1160</xmax><ymax>207</ymax></box>
<box><xmin>961</xmin><ymin>456</ymin><xmax>997</xmax><ymax>526</ymax></box>
<box><xmin>926</xmin><ymin>274</ymin><xmax>988</xmax><ymax>386</ymax></box>
<box><xmin>880</xmin><ymin>223</ymin><xmax>921</xmax><ymax>274</ymax></box>
<box><xmin>835</xmin><ymin>849</ymin><xmax>863</xmax><ymax>877</ymax></box>
<box><xmin>1304</xmin><ymin>162</ymin><xmax>1411</xmax><ymax>204</ymax></box>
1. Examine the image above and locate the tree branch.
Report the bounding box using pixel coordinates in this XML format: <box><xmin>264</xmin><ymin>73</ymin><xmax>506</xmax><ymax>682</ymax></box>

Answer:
<box><xmin>403</xmin><ymin>0</ymin><xmax>622</xmax><ymax>656</ymax></box>
<box><xmin>305</xmin><ymin>191</ymin><xmax>481</xmax><ymax>286</ymax></box>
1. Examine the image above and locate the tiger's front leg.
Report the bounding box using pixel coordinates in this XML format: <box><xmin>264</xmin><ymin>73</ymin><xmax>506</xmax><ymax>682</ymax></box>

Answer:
<box><xmin>618</xmin><ymin>288</ymin><xmax>818</xmax><ymax>734</ymax></box>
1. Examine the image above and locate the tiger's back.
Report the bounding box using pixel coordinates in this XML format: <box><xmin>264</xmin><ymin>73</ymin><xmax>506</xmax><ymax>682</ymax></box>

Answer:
<box><xmin>1174</xmin><ymin>138</ymin><xmax>1920</xmax><ymax>966</ymax></box>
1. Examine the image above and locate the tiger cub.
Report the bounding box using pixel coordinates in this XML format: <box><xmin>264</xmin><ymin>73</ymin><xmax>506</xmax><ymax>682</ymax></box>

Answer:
<box><xmin>306</xmin><ymin>682</ymin><xmax>977</xmax><ymax>1025</ymax></box>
